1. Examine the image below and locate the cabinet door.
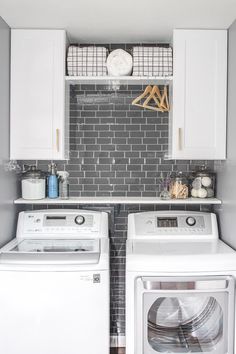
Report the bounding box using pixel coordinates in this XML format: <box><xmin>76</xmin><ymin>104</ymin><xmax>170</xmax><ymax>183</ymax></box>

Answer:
<box><xmin>170</xmin><ymin>30</ymin><xmax>227</xmax><ymax>160</ymax></box>
<box><xmin>10</xmin><ymin>30</ymin><xmax>68</xmax><ymax>160</ymax></box>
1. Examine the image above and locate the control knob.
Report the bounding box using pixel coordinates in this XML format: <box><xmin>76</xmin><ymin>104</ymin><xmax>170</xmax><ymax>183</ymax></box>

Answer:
<box><xmin>75</xmin><ymin>215</ymin><xmax>85</xmax><ymax>225</ymax></box>
<box><xmin>186</xmin><ymin>217</ymin><xmax>196</xmax><ymax>226</ymax></box>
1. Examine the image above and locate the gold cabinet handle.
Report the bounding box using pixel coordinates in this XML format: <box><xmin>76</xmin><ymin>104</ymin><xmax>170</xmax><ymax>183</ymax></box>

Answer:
<box><xmin>178</xmin><ymin>128</ymin><xmax>182</xmax><ymax>150</ymax></box>
<box><xmin>56</xmin><ymin>129</ymin><xmax>60</xmax><ymax>152</ymax></box>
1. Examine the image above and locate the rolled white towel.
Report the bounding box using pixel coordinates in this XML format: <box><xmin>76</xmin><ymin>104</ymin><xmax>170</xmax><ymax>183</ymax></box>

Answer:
<box><xmin>106</xmin><ymin>49</ymin><xmax>133</xmax><ymax>76</ymax></box>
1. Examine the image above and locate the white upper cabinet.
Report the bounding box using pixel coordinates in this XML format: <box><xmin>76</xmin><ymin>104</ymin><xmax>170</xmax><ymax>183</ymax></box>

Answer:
<box><xmin>169</xmin><ymin>29</ymin><xmax>227</xmax><ymax>160</ymax></box>
<box><xmin>10</xmin><ymin>29</ymin><xmax>68</xmax><ymax>160</ymax></box>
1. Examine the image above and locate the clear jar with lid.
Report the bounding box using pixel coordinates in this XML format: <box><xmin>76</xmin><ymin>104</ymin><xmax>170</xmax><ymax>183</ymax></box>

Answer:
<box><xmin>169</xmin><ymin>172</ymin><xmax>189</xmax><ymax>199</ymax></box>
<box><xmin>21</xmin><ymin>165</ymin><xmax>46</xmax><ymax>200</ymax></box>
<box><xmin>189</xmin><ymin>166</ymin><xmax>216</xmax><ymax>198</ymax></box>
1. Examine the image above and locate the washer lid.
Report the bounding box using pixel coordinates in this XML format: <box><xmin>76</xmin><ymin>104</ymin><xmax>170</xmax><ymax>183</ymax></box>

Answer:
<box><xmin>0</xmin><ymin>238</ymin><xmax>100</xmax><ymax>264</ymax></box>
<box><xmin>10</xmin><ymin>238</ymin><xmax>99</xmax><ymax>253</ymax></box>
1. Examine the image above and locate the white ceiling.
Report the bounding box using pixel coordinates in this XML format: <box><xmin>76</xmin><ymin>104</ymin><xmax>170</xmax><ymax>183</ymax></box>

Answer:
<box><xmin>0</xmin><ymin>0</ymin><xmax>236</xmax><ymax>43</ymax></box>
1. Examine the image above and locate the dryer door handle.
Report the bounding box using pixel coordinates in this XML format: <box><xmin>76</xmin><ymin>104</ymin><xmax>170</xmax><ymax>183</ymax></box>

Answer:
<box><xmin>140</xmin><ymin>277</ymin><xmax>230</xmax><ymax>291</ymax></box>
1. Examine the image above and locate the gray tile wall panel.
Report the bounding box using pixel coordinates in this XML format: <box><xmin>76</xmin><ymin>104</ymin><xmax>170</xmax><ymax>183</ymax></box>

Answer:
<box><xmin>32</xmin><ymin>84</ymin><xmax>213</xmax><ymax>198</ymax></box>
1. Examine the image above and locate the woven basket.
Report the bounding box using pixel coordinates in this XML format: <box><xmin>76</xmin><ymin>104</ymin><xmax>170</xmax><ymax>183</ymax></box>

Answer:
<box><xmin>132</xmin><ymin>46</ymin><xmax>173</xmax><ymax>77</ymax></box>
<box><xmin>67</xmin><ymin>45</ymin><xmax>108</xmax><ymax>76</ymax></box>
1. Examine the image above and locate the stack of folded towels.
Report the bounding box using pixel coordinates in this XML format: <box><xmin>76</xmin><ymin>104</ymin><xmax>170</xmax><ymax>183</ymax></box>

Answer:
<box><xmin>67</xmin><ymin>46</ymin><xmax>107</xmax><ymax>76</ymax></box>
<box><xmin>132</xmin><ymin>46</ymin><xmax>173</xmax><ymax>77</ymax></box>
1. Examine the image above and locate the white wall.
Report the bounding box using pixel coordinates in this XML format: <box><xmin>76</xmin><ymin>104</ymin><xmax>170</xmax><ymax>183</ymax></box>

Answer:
<box><xmin>215</xmin><ymin>19</ymin><xmax>236</xmax><ymax>248</ymax></box>
<box><xmin>0</xmin><ymin>16</ymin><xmax>19</xmax><ymax>246</ymax></box>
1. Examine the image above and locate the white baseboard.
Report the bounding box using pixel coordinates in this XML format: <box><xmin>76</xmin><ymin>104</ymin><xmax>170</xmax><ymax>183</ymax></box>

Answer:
<box><xmin>110</xmin><ymin>335</ymin><xmax>126</xmax><ymax>347</ymax></box>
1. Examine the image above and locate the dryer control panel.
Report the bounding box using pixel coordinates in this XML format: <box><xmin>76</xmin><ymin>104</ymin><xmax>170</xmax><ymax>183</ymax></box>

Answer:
<box><xmin>128</xmin><ymin>211</ymin><xmax>218</xmax><ymax>239</ymax></box>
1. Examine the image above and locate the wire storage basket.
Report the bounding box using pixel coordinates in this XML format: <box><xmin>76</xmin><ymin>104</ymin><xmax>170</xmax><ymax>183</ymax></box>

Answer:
<box><xmin>67</xmin><ymin>45</ymin><xmax>108</xmax><ymax>76</ymax></box>
<box><xmin>132</xmin><ymin>46</ymin><xmax>173</xmax><ymax>77</ymax></box>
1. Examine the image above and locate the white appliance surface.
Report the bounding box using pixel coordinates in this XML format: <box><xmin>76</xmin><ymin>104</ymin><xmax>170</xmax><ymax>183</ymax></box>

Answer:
<box><xmin>127</xmin><ymin>211</ymin><xmax>236</xmax><ymax>272</ymax></box>
<box><xmin>130</xmin><ymin>239</ymin><xmax>231</xmax><ymax>256</ymax></box>
<box><xmin>126</xmin><ymin>211</ymin><xmax>236</xmax><ymax>354</ymax></box>
<box><xmin>127</xmin><ymin>239</ymin><xmax>236</xmax><ymax>272</ymax></box>
<box><xmin>0</xmin><ymin>209</ymin><xmax>109</xmax><ymax>354</ymax></box>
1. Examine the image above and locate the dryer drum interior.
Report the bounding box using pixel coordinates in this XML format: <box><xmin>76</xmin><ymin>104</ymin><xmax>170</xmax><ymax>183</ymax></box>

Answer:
<box><xmin>147</xmin><ymin>296</ymin><xmax>223</xmax><ymax>353</ymax></box>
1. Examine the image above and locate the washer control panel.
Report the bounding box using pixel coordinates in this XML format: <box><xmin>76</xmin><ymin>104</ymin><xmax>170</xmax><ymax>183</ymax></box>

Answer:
<box><xmin>130</xmin><ymin>211</ymin><xmax>215</xmax><ymax>238</ymax></box>
<box><xmin>16</xmin><ymin>210</ymin><xmax>109</xmax><ymax>238</ymax></box>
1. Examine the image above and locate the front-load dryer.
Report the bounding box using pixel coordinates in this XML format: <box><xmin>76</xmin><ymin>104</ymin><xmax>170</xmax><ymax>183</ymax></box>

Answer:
<box><xmin>126</xmin><ymin>211</ymin><xmax>236</xmax><ymax>354</ymax></box>
<box><xmin>0</xmin><ymin>209</ymin><xmax>109</xmax><ymax>354</ymax></box>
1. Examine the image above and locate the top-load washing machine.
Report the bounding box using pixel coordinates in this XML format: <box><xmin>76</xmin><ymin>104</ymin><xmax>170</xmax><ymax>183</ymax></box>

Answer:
<box><xmin>0</xmin><ymin>209</ymin><xmax>109</xmax><ymax>354</ymax></box>
<box><xmin>126</xmin><ymin>211</ymin><xmax>236</xmax><ymax>354</ymax></box>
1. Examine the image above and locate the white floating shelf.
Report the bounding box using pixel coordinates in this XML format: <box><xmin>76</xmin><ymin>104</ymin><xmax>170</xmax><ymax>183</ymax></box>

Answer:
<box><xmin>65</xmin><ymin>75</ymin><xmax>173</xmax><ymax>85</ymax></box>
<box><xmin>14</xmin><ymin>197</ymin><xmax>221</xmax><ymax>205</ymax></box>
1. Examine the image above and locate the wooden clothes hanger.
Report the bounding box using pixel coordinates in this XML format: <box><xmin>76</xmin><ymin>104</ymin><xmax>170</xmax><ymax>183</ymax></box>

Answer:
<box><xmin>132</xmin><ymin>85</ymin><xmax>170</xmax><ymax>112</ymax></box>
<box><xmin>143</xmin><ymin>85</ymin><xmax>164</xmax><ymax>112</ymax></box>
<box><xmin>160</xmin><ymin>85</ymin><xmax>169</xmax><ymax>111</ymax></box>
<box><xmin>131</xmin><ymin>85</ymin><xmax>153</xmax><ymax>108</ymax></box>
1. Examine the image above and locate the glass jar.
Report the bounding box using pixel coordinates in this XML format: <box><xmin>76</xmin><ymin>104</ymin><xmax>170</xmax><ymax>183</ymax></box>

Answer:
<box><xmin>169</xmin><ymin>172</ymin><xmax>189</xmax><ymax>199</ymax></box>
<box><xmin>160</xmin><ymin>177</ymin><xmax>171</xmax><ymax>200</ymax></box>
<box><xmin>189</xmin><ymin>166</ymin><xmax>216</xmax><ymax>198</ymax></box>
<box><xmin>21</xmin><ymin>165</ymin><xmax>46</xmax><ymax>200</ymax></box>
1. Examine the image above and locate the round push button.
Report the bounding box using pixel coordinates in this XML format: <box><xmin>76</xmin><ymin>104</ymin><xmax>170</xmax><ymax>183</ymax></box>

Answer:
<box><xmin>186</xmin><ymin>217</ymin><xmax>196</xmax><ymax>226</ymax></box>
<box><xmin>75</xmin><ymin>215</ymin><xmax>85</xmax><ymax>225</ymax></box>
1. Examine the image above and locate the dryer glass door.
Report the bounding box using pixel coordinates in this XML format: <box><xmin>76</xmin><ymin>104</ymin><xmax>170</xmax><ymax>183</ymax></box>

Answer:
<box><xmin>138</xmin><ymin>277</ymin><xmax>234</xmax><ymax>354</ymax></box>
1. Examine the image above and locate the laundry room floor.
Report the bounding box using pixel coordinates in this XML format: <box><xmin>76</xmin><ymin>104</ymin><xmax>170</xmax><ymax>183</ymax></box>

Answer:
<box><xmin>110</xmin><ymin>348</ymin><xmax>125</xmax><ymax>354</ymax></box>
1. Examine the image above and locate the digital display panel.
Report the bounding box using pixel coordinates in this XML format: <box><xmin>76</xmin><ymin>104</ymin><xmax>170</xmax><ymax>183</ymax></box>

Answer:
<box><xmin>157</xmin><ymin>217</ymin><xmax>178</xmax><ymax>228</ymax></box>
<box><xmin>46</xmin><ymin>216</ymin><xmax>66</xmax><ymax>220</ymax></box>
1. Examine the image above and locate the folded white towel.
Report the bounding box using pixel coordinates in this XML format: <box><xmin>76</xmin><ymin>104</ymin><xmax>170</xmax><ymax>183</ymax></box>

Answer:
<box><xmin>106</xmin><ymin>49</ymin><xmax>133</xmax><ymax>76</ymax></box>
